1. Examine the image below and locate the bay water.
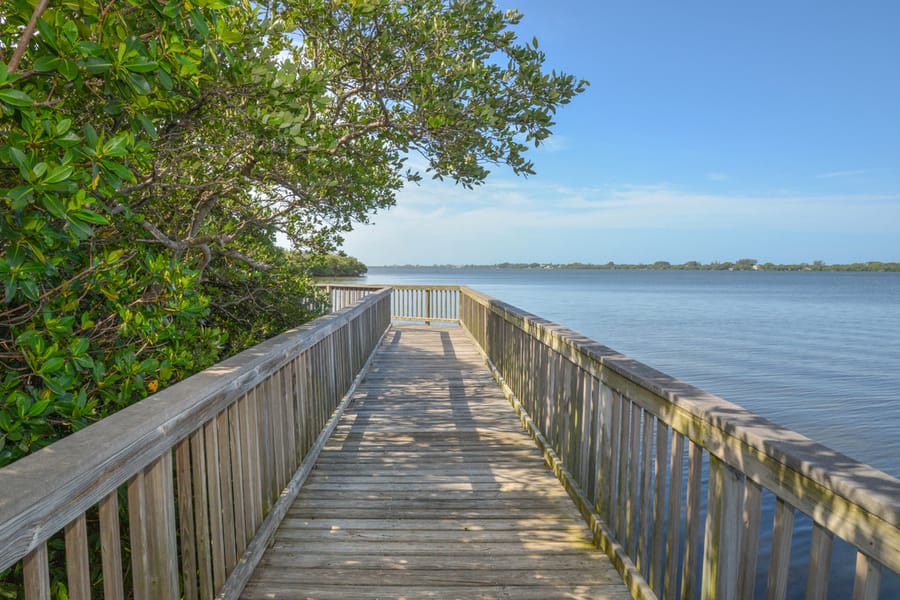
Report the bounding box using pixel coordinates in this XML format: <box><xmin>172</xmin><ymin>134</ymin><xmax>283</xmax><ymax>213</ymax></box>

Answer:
<box><xmin>359</xmin><ymin>267</ymin><xmax>900</xmax><ymax>597</ymax></box>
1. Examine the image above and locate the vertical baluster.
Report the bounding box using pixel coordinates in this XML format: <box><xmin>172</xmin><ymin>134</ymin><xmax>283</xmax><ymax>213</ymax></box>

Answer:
<box><xmin>663</xmin><ymin>431</ymin><xmax>684</xmax><ymax>600</ymax></box>
<box><xmin>701</xmin><ymin>455</ymin><xmax>742</xmax><ymax>599</ymax></box>
<box><xmin>175</xmin><ymin>438</ymin><xmax>198</xmax><ymax>600</ymax></box>
<box><xmin>245</xmin><ymin>388</ymin><xmax>264</xmax><ymax>535</ymax></box>
<box><xmin>615</xmin><ymin>395</ymin><xmax>631</xmax><ymax>543</ymax></box>
<box><xmin>650</xmin><ymin>419</ymin><xmax>668</xmax><ymax>593</ymax></box>
<box><xmin>597</xmin><ymin>383</ymin><xmax>613</xmax><ymax>519</ymax></box>
<box><xmin>190</xmin><ymin>429</ymin><xmax>213</xmax><ymax>600</ymax></box>
<box><xmin>588</xmin><ymin>376</ymin><xmax>603</xmax><ymax>506</ymax></box>
<box><xmin>204</xmin><ymin>420</ymin><xmax>226</xmax><ymax>590</ymax></box>
<box><xmin>99</xmin><ymin>491</ymin><xmax>125</xmax><ymax>599</ymax></box>
<box><xmin>228</xmin><ymin>403</ymin><xmax>247</xmax><ymax>557</ymax></box>
<box><xmin>626</xmin><ymin>402</ymin><xmax>641</xmax><ymax>558</ymax></box>
<box><xmin>681</xmin><ymin>441</ymin><xmax>704</xmax><ymax>599</ymax></box>
<box><xmin>128</xmin><ymin>470</ymin><xmax>150</xmax><ymax>600</ymax></box>
<box><xmin>605</xmin><ymin>386</ymin><xmax>621</xmax><ymax>530</ymax></box>
<box><xmin>23</xmin><ymin>543</ymin><xmax>50</xmax><ymax>600</ymax></box>
<box><xmin>806</xmin><ymin>523</ymin><xmax>834</xmax><ymax>600</ymax></box>
<box><xmin>852</xmin><ymin>552</ymin><xmax>882</xmax><ymax>600</ymax></box>
<box><xmin>64</xmin><ymin>514</ymin><xmax>90</xmax><ymax>600</ymax></box>
<box><xmin>767</xmin><ymin>498</ymin><xmax>795</xmax><ymax>600</ymax></box>
<box><xmin>270</xmin><ymin>368</ymin><xmax>286</xmax><ymax>491</ymax></box>
<box><xmin>129</xmin><ymin>454</ymin><xmax>179</xmax><ymax>600</ymax></box>
<box><xmin>215</xmin><ymin>410</ymin><xmax>237</xmax><ymax>574</ymax></box>
<box><xmin>739</xmin><ymin>479</ymin><xmax>762</xmax><ymax>599</ymax></box>
<box><xmin>638</xmin><ymin>409</ymin><xmax>654</xmax><ymax>578</ymax></box>
<box><xmin>579</xmin><ymin>372</ymin><xmax>594</xmax><ymax>492</ymax></box>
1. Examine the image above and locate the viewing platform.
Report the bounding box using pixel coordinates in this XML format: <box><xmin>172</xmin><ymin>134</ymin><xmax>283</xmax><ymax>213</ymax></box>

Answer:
<box><xmin>1</xmin><ymin>285</ymin><xmax>899</xmax><ymax>599</ymax></box>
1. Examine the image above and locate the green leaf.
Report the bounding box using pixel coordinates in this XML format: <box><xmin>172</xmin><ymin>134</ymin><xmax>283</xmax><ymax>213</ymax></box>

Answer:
<box><xmin>102</xmin><ymin>135</ymin><xmax>128</xmax><ymax>157</ymax></box>
<box><xmin>124</xmin><ymin>59</ymin><xmax>159</xmax><ymax>73</ymax></box>
<box><xmin>54</xmin><ymin>131</ymin><xmax>81</xmax><ymax>148</ymax></box>
<box><xmin>157</xmin><ymin>67</ymin><xmax>173</xmax><ymax>90</ymax></box>
<box><xmin>190</xmin><ymin>10</ymin><xmax>210</xmax><ymax>38</ymax></box>
<box><xmin>62</xmin><ymin>21</ymin><xmax>79</xmax><ymax>44</ymax></box>
<box><xmin>125</xmin><ymin>72</ymin><xmax>152</xmax><ymax>95</ymax></box>
<box><xmin>84</xmin><ymin>57</ymin><xmax>113</xmax><ymax>73</ymax></box>
<box><xmin>39</xmin><ymin>195</ymin><xmax>67</xmax><ymax>218</ymax></box>
<box><xmin>35</xmin><ymin>19</ymin><xmax>58</xmax><ymax>51</ymax></box>
<box><xmin>219</xmin><ymin>30</ymin><xmax>242</xmax><ymax>44</ymax></box>
<box><xmin>101</xmin><ymin>159</ymin><xmax>135</xmax><ymax>182</ymax></box>
<box><xmin>27</xmin><ymin>398</ymin><xmax>51</xmax><ymax>418</ymax></box>
<box><xmin>67</xmin><ymin>217</ymin><xmax>94</xmax><ymax>239</ymax></box>
<box><xmin>83</xmin><ymin>123</ymin><xmax>98</xmax><ymax>147</ymax></box>
<box><xmin>33</xmin><ymin>56</ymin><xmax>60</xmax><ymax>72</ymax></box>
<box><xmin>20</xmin><ymin>279</ymin><xmax>39</xmax><ymax>301</ymax></box>
<box><xmin>43</xmin><ymin>165</ymin><xmax>74</xmax><ymax>184</ymax></box>
<box><xmin>0</xmin><ymin>89</ymin><xmax>33</xmax><ymax>107</ymax></box>
<box><xmin>71</xmin><ymin>208</ymin><xmax>108</xmax><ymax>225</ymax></box>
<box><xmin>58</xmin><ymin>60</ymin><xmax>79</xmax><ymax>81</ymax></box>
<box><xmin>7</xmin><ymin>185</ymin><xmax>33</xmax><ymax>209</ymax></box>
<box><xmin>4</xmin><ymin>279</ymin><xmax>17</xmax><ymax>304</ymax></box>
<box><xmin>8</xmin><ymin>147</ymin><xmax>30</xmax><ymax>179</ymax></box>
<box><xmin>137</xmin><ymin>113</ymin><xmax>157</xmax><ymax>138</ymax></box>
<box><xmin>55</xmin><ymin>118</ymin><xmax>72</xmax><ymax>135</ymax></box>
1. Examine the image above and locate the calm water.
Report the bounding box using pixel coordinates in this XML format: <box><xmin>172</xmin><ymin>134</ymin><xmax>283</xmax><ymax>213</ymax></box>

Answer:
<box><xmin>363</xmin><ymin>267</ymin><xmax>900</xmax><ymax>477</ymax></box>
<box><xmin>357</xmin><ymin>267</ymin><xmax>900</xmax><ymax>598</ymax></box>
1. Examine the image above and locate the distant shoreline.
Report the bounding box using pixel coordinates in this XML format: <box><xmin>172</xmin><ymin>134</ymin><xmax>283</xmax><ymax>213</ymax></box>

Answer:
<box><xmin>374</xmin><ymin>260</ymin><xmax>900</xmax><ymax>272</ymax></box>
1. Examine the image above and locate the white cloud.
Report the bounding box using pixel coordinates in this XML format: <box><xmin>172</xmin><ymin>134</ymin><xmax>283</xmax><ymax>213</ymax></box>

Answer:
<box><xmin>816</xmin><ymin>169</ymin><xmax>868</xmax><ymax>179</ymax></box>
<box><xmin>342</xmin><ymin>176</ymin><xmax>900</xmax><ymax>264</ymax></box>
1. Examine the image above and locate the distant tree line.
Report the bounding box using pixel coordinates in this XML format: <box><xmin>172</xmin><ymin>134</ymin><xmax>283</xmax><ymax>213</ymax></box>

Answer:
<box><xmin>389</xmin><ymin>259</ymin><xmax>900</xmax><ymax>272</ymax></box>
<box><xmin>304</xmin><ymin>254</ymin><xmax>368</xmax><ymax>277</ymax></box>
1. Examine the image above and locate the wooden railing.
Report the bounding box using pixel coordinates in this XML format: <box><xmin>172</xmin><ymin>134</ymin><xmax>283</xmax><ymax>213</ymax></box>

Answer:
<box><xmin>318</xmin><ymin>283</ymin><xmax>460</xmax><ymax>324</ymax></box>
<box><xmin>390</xmin><ymin>284</ymin><xmax>460</xmax><ymax>323</ymax></box>
<box><xmin>0</xmin><ymin>289</ymin><xmax>391</xmax><ymax>600</ymax></box>
<box><xmin>320</xmin><ymin>284</ymin><xmax>379</xmax><ymax>312</ymax></box>
<box><xmin>455</xmin><ymin>286</ymin><xmax>900</xmax><ymax>600</ymax></box>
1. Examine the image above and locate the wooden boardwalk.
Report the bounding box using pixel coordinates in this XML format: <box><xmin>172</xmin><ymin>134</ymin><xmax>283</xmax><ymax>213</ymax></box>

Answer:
<box><xmin>243</xmin><ymin>325</ymin><xmax>630</xmax><ymax>599</ymax></box>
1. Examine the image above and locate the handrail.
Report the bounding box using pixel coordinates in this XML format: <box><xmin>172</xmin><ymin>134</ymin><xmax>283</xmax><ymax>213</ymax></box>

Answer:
<box><xmin>456</xmin><ymin>285</ymin><xmax>900</xmax><ymax>600</ymax></box>
<box><xmin>318</xmin><ymin>283</ymin><xmax>460</xmax><ymax>323</ymax></box>
<box><xmin>0</xmin><ymin>289</ymin><xmax>391</xmax><ymax>599</ymax></box>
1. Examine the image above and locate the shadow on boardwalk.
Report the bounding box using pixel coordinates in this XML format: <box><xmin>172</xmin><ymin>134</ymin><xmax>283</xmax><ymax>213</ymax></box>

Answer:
<box><xmin>242</xmin><ymin>325</ymin><xmax>631</xmax><ymax>599</ymax></box>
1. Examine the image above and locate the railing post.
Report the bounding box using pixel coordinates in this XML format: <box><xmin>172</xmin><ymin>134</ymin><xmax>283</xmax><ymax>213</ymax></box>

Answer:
<box><xmin>424</xmin><ymin>288</ymin><xmax>431</xmax><ymax>326</ymax></box>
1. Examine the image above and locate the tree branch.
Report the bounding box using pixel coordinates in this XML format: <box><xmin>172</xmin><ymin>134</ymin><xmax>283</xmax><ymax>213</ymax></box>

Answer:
<box><xmin>7</xmin><ymin>0</ymin><xmax>51</xmax><ymax>73</ymax></box>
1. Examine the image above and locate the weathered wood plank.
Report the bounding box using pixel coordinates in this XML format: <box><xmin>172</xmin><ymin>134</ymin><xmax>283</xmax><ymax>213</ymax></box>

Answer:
<box><xmin>99</xmin><ymin>492</ymin><xmax>125</xmax><ymax>600</ymax></box>
<box><xmin>243</xmin><ymin>584</ymin><xmax>632</xmax><ymax>600</ymax></box>
<box><xmin>64</xmin><ymin>514</ymin><xmax>90</xmax><ymax>600</ymax></box>
<box><xmin>767</xmin><ymin>498</ymin><xmax>795</xmax><ymax>600</ymax></box>
<box><xmin>175</xmin><ymin>437</ymin><xmax>198</xmax><ymax>600</ymax></box>
<box><xmin>852</xmin><ymin>552</ymin><xmax>882</xmax><ymax>600</ymax></box>
<box><xmin>663</xmin><ymin>431</ymin><xmax>684</xmax><ymax>600</ymax></box>
<box><xmin>242</xmin><ymin>325</ymin><xmax>625</xmax><ymax>599</ymax></box>
<box><xmin>806</xmin><ymin>523</ymin><xmax>834</xmax><ymax>600</ymax></box>
<box><xmin>23</xmin><ymin>543</ymin><xmax>50</xmax><ymax>600</ymax></box>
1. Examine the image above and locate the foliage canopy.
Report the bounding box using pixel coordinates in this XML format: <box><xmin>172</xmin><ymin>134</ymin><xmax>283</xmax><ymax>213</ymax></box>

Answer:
<box><xmin>0</xmin><ymin>0</ymin><xmax>585</xmax><ymax>466</ymax></box>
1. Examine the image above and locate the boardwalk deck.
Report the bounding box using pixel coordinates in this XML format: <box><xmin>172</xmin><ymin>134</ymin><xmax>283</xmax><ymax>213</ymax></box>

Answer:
<box><xmin>242</xmin><ymin>325</ymin><xmax>631</xmax><ymax>599</ymax></box>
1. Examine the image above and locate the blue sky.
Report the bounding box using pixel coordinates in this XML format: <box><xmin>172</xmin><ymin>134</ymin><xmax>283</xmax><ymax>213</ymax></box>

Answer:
<box><xmin>343</xmin><ymin>1</ymin><xmax>900</xmax><ymax>265</ymax></box>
